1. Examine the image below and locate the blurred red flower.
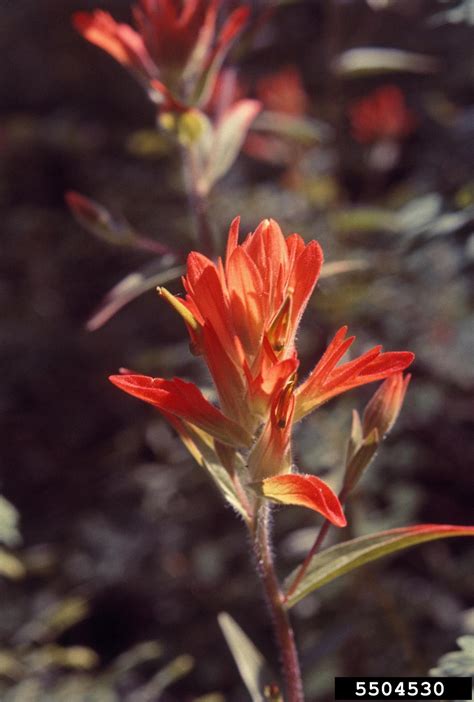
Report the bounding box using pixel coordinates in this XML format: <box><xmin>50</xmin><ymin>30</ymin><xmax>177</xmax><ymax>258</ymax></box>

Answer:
<box><xmin>349</xmin><ymin>85</ymin><xmax>417</xmax><ymax>144</ymax></box>
<box><xmin>245</xmin><ymin>65</ymin><xmax>312</xmax><ymax>165</ymax></box>
<box><xmin>255</xmin><ymin>65</ymin><xmax>309</xmax><ymax>117</ymax></box>
<box><xmin>73</xmin><ymin>0</ymin><xmax>249</xmax><ymax>108</ymax></box>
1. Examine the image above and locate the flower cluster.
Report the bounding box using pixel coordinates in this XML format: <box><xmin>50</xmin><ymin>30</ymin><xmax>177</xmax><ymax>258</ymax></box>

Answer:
<box><xmin>73</xmin><ymin>1</ymin><xmax>261</xmax><ymax>198</ymax></box>
<box><xmin>349</xmin><ymin>85</ymin><xmax>416</xmax><ymax>144</ymax></box>
<box><xmin>73</xmin><ymin>0</ymin><xmax>249</xmax><ymax>109</ymax></box>
<box><xmin>110</xmin><ymin>218</ymin><xmax>414</xmax><ymax>526</ymax></box>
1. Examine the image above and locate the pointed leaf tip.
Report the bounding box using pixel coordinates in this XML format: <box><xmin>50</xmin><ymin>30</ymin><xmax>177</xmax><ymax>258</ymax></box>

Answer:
<box><xmin>284</xmin><ymin>524</ymin><xmax>474</xmax><ymax>608</ymax></box>
<box><xmin>253</xmin><ymin>473</ymin><xmax>347</xmax><ymax>526</ymax></box>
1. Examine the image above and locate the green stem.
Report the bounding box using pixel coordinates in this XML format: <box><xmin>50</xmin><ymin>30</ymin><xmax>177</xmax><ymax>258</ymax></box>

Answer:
<box><xmin>181</xmin><ymin>145</ymin><xmax>215</xmax><ymax>257</ymax></box>
<box><xmin>253</xmin><ymin>503</ymin><xmax>304</xmax><ymax>702</ymax></box>
<box><xmin>284</xmin><ymin>486</ymin><xmax>349</xmax><ymax>603</ymax></box>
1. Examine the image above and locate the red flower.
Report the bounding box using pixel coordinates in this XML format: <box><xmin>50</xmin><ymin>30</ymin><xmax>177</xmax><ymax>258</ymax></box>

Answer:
<box><xmin>255</xmin><ymin>65</ymin><xmax>309</xmax><ymax>118</ymax></box>
<box><xmin>349</xmin><ymin>85</ymin><xmax>416</xmax><ymax>144</ymax></box>
<box><xmin>111</xmin><ymin>218</ymin><xmax>413</xmax><ymax>524</ymax></box>
<box><xmin>109</xmin><ymin>373</ymin><xmax>252</xmax><ymax>447</ymax></box>
<box><xmin>244</xmin><ymin>65</ymin><xmax>312</xmax><ymax>166</ymax></box>
<box><xmin>73</xmin><ymin>1</ymin><xmax>249</xmax><ymax>107</ymax></box>
<box><xmin>295</xmin><ymin>327</ymin><xmax>414</xmax><ymax>420</ymax></box>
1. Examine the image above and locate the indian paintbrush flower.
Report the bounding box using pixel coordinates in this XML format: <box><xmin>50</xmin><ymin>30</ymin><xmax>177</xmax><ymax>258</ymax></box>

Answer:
<box><xmin>73</xmin><ymin>0</ymin><xmax>249</xmax><ymax>109</ymax></box>
<box><xmin>349</xmin><ymin>85</ymin><xmax>416</xmax><ymax>145</ymax></box>
<box><xmin>110</xmin><ymin>218</ymin><xmax>414</xmax><ymax>526</ymax></box>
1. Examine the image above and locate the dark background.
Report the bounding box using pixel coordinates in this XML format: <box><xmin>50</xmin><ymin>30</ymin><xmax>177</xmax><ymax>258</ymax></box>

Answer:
<box><xmin>1</xmin><ymin>1</ymin><xmax>473</xmax><ymax>700</ymax></box>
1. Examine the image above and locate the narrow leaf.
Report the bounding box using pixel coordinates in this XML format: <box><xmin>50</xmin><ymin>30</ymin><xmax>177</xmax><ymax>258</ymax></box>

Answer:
<box><xmin>0</xmin><ymin>495</ymin><xmax>21</xmax><ymax>547</ymax></box>
<box><xmin>203</xmin><ymin>100</ymin><xmax>261</xmax><ymax>192</ymax></box>
<box><xmin>87</xmin><ymin>264</ymin><xmax>184</xmax><ymax>331</ymax></box>
<box><xmin>128</xmin><ymin>654</ymin><xmax>194</xmax><ymax>701</ymax></box>
<box><xmin>168</xmin><ymin>419</ymin><xmax>249</xmax><ymax>519</ymax></box>
<box><xmin>0</xmin><ymin>548</ymin><xmax>25</xmax><ymax>580</ymax></box>
<box><xmin>284</xmin><ymin>524</ymin><xmax>474</xmax><ymax>608</ymax></box>
<box><xmin>319</xmin><ymin>260</ymin><xmax>369</xmax><ymax>278</ymax></box>
<box><xmin>252</xmin><ymin>111</ymin><xmax>333</xmax><ymax>144</ymax></box>
<box><xmin>332</xmin><ymin>48</ymin><xmax>439</xmax><ymax>76</ymax></box>
<box><xmin>218</xmin><ymin>612</ymin><xmax>275</xmax><ymax>702</ymax></box>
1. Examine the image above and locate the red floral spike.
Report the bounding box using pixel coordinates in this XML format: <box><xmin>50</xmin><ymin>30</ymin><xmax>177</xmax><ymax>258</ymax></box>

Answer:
<box><xmin>73</xmin><ymin>1</ymin><xmax>249</xmax><ymax>107</ymax></box>
<box><xmin>111</xmin><ymin>217</ymin><xmax>413</xmax><ymax>519</ymax></box>
<box><xmin>349</xmin><ymin>85</ymin><xmax>417</xmax><ymax>144</ymax></box>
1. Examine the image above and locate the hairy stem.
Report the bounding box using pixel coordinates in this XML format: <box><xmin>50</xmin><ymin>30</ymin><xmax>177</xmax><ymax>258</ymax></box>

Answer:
<box><xmin>253</xmin><ymin>502</ymin><xmax>304</xmax><ymax>702</ymax></box>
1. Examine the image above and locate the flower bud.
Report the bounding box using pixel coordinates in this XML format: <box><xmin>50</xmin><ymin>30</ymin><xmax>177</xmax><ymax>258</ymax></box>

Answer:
<box><xmin>343</xmin><ymin>373</ymin><xmax>410</xmax><ymax>492</ymax></box>
<box><xmin>363</xmin><ymin>373</ymin><xmax>411</xmax><ymax>439</ymax></box>
<box><xmin>66</xmin><ymin>191</ymin><xmax>135</xmax><ymax>247</ymax></box>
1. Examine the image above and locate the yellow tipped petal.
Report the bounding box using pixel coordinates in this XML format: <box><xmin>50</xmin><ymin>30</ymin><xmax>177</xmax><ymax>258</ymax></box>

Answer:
<box><xmin>158</xmin><ymin>286</ymin><xmax>199</xmax><ymax>331</ymax></box>
<box><xmin>267</xmin><ymin>295</ymin><xmax>293</xmax><ymax>353</ymax></box>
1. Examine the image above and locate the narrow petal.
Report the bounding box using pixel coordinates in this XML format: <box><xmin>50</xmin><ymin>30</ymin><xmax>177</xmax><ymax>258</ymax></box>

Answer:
<box><xmin>226</xmin><ymin>246</ymin><xmax>265</xmax><ymax>355</ymax></box>
<box><xmin>190</xmin><ymin>265</ymin><xmax>238</xmax><ymax>361</ymax></box>
<box><xmin>287</xmin><ymin>240</ymin><xmax>324</xmax><ymax>342</ymax></box>
<box><xmin>286</xmin><ymin>232</ymin><xmax>306</xmax><ymax>267</ymax></box>
<box><xmin>243</xmin><ymin>219</ymin><xmax>288</xmax><ymax>312</ymax></box>
<box><xmin>355</xmin><ymin>351</ymin><xmax>415</xmax><ymax>381</ymax></box>
<box><xmin>306</xmin><ymin>327</ymin><xmax>354</xmax><ymax>384</ymax></box>
<box><xmin>247</xmin><ymin>371</ymin><xmax>297</xmax><ymax>480</ymax></box>
<box><xmin>225</xmin><ymin>216</ymin><xmax>241</xmax><ymax>268</ymax></box>
<box><xmin>296</xmin><ymin>335</ymin><xmax>414</xmax><ymax>420</ymax></box>
<box><xmin>185</xmin><ymin>251</ymin><xmax>215</xmax><ymax>293</ymax></box>
<box><xmin>253</xmin><ymin>474</ymin><xmax>347</xmax><ymax>526</ymax></box>
<box><xmin>295</xmin><ymin>327</ymin><xmax>354</xmax><ymax>418</ymax></box>
<box><xmin>109</xmin><ymin>374</ymin><xmax>252</xmax><ymax>447</ymax></box>
<box><xmin>324</xmin><ymin>345</ymin><xmax>383</xmax><ymax>389</ymax></box>
<box><xmin>195</xmin><ymin>6</ymin><xmax>250</xmax><ymax>105</ymax></box>
<box><xmin>200</xmin><ymin>323</ymin><xmax>249</xmax><ymax>427</ymax></box>
<box><xmin>73</xmin><ymin>11</ymin><xmax>153</xmax><ymax>78</ymax></box>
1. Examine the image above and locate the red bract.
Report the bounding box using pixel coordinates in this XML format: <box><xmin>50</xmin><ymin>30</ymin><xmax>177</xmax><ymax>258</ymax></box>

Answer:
<box><xmin>362</xmin><ymin>372</ymin><xmax>411</xmax><ymax>439</ymax></box>
<box><xmin>295</xmin><ymin>327</ymin><xmax>414</xmax><ymax>420</ymax></box>
<box><xmin>245</xmin><ymin>65</ymin><xmax>312</xmax><ymax>166</ymax></box>
<box><xmin>111</xmin><ymin>218</ymin><xmax>414</xmax><ymax>523</ymax></box>
<box><xmin>349</xmin><ymin>85</ymin><xmax>416</xmax><ymax>144</ymax></box>
<box><xmin>255</xmin><ymin>65</ymin><xmax>309</xmax><ymax>117</ymax></box>
<box><xmin>73</xmin><ymin>0</ymin><xmax>249</xmax><ymax>107</ymax></box>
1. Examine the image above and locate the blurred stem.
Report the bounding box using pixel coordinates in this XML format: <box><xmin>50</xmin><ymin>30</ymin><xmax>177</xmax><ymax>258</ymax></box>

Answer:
<box><xmin>253</xmin><ymin>502</ymin><xmax>304</xmax><ymax>702</ymax></box>
<box><xmin>134</xmin><ymin>233</ymin><xmax>177</xmax><ymax>257</ymax></box>
<box><xmin>181</xmin><ymin>145</ymin><xmax>215</xmax><ymax>257</ymax></box>
<box><xmin>284</xmin><ymin>486</ymin><xmax>349</xmax><ymax>603</ymax></box>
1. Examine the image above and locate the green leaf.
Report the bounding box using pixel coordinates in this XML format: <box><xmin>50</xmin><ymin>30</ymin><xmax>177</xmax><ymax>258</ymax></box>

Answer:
<box><xmin>218</xmin><ymin>612</ymin><xmax>276</xmax><ymax>702</ymax></box>
<box><xmin>283</xmin><ymin>524</ymin><xmax>474</xmax><ymax>608</ymax></box>
<box><xmin>0</xmin><ymin>548</ymin><xmax>25</xmax><ymax>580</ymax></box>
<box><xmin>252</xmin><ymin>111</ymin><xmax>333</xmax><ymax>145</ymax></box>
<box><xmin>87</xmin><ymin>264</ymin><xmax>184</xmax><ymax>331</ymax></box>
<box><xmin>176</xmin><ymin>423</ymin><xmax>250</xmax><ymax>520</ymax></box>
<box><xmin>430</xmin><ymin>636</ymin><xmax>474</xmax><ymax>702</ymax></box>
<box><xmin>332</xmin><ymin>48</ymin><xmax>439</xmax><ymax>77</ymax></box>
<box><xmin>430</xmin><ymin>635</ymin><xmax>474</xmax><ymax>678</ymax></box>
<box><xmin>0</xmin><ymin>495</ymin><xmax>21</xmax><ymax>547</ymax></box>
<box><xmin>110</xmin><ymin>641</ymin><xmax>163</xmax><ymax>676</ymax></box>
<box><xmin>128</xmin><ymin>654</ymin><xmax>194</xmax><ymax>701</ymax></box>
<box><xmin>329</xmin><ymin>207</ymin><xmax>399</xmax><ymax>234</ymax></box>
<box><xmin>202</xmin><ymin>100</ymin><xmax>261</xmax><ymax>193</ymax></box>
